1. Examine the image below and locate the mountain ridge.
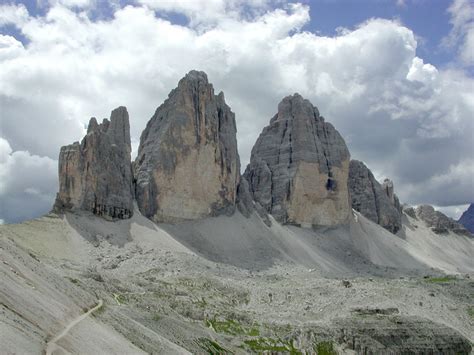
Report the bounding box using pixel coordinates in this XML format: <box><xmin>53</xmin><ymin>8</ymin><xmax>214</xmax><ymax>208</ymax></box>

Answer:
<box><xmin>52</xmin><ymin>70</ymin><xmax>471</xmax><ymax>238</ymax></box>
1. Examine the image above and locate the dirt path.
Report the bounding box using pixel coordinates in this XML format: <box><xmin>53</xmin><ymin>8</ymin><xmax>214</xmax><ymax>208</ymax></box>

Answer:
<box><xmin>45</xmin><ymin>300</ymin><xmax>103</xmax><ymax>355</ymax></box>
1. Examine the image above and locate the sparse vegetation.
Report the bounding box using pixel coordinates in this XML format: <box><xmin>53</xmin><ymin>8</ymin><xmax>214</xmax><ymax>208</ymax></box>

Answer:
<box><xmin>113</xmin><ymin>293</ymin><xmax>127</xmax><ymax>305</ymax></box>
<box><xmin>205</xmin><ymin>318</ymin><xmax>260</xmax><ymax>336</ymax></box>
<box><xmin>425</xmin><ymin>276</ymin><xmax>456</xmax><ymax>283</ymax></box>
<box><xmin>247</xmin><ymin>327</ymin><xmax>260</xmax><ymax>337</ymax></box>
<box><xmin>195</xmin><ymin>337</ymin><xmax>233</xmax><ymax>354</ymax></box>
<box><xmin>468</xmin><ymin>306</ymin><xmax>474</xmax><ymax>318</ymax></box>
<box><xmin>68</xmin><ymin>277</ymin><xmax>79</xmax><ymax>284</ymax></box>
<box><xmin>242</xmin><ymin>337</ymin><xmax>300</xmax><ymax>354</ymax></box>
<box><xmin>314</xmin><ymin>341</ymin><xmax>336</xmax><ymax>355</ymax></box>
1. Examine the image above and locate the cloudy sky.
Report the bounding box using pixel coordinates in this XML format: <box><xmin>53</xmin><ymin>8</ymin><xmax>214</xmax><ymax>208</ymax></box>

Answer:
<box><xmin>0</xmin><ymin>0</ymin><xmax>473</xmax><ymax>224</ymax></box>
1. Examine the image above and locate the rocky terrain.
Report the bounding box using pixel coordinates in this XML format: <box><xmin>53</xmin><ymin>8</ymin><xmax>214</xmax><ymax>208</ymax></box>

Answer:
<box><xmin>348</xmin><ymin>160</ymin><xmax>402</xmax><ymax>234</ymax></box>
<box><xmin>413</xmin><ymin>204</ymin><xmax>471</xmax><ymax>236</ymax></box>
<box><xmin>1</xmin><ymin>70</ymin><xmax>473</xmax><ymax>354</ymax></box>
<box><xmin>459</xmin><ymin>203</ymin><xmax>474</xmax><ymax>234</ymax></box>
<box><xmin>1</xmin><ymin>209</ymin><xmax>473</xmax><ymax>354</ymax></box>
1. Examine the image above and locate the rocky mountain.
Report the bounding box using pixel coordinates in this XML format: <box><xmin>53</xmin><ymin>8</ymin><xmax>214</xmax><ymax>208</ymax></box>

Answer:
<box><xmin>53</xmin><ymin>106</ymin><xmax>134</xmax><ymax>220</ymax></box>
<box><xmin>414</xmin><ymin>205</ymin><xmax>471</xmax><ymax>236</ymax></box>
<box><xmin>4</xmin><ymin>70</ymin><xmax>474</xmax><ymax>354</ymax></box>
<box><xmin>244</xmin><ymin>94</ymin><xmax>351</xmax><ymax>227</ymax></box>
<box><xmin>348</xmin><ymin>160</ymin><xmax>402</xmax><ymax>234</ymax></box>
<box><xmin>458</xmin><ymin>203</ymin><xmax>474</xmax><ymax>233</ymax></box>
<box><xmin>134</xmin><ymin>71</ymin><xmax>241</xmax><ymax>223</ymax></box>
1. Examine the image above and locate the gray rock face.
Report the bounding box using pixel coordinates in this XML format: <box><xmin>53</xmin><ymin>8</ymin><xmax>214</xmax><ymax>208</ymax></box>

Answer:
<box><xmin>382</xmin><ymin>178</ymin><xmax>402</xmax><ymax>212</ymax></box>
<box><xmin>54</xmin><ymin>107</ymin><xmax>134</xmax><ymax>220</ymax></box>
<box><xmin>416</xmin><ymin>205</ymin><xmax>471</xmax><ymax>236</ymax></box>
<box><xmin>403</xmin><ymin>205</ymin><xmax>417</xmax><ymax>219</ymax></box>
<box><xmin>458</xmin><ymin>203</ymin><xmax>474</xmax><ymax>234</ymax></box>
<box><xmin>348</xmin><ymin>160</ymin><xmax>402</xmax><ymax>234</ymax></box>
<box><xmin>236</xmin><ymin>176</ymin><xmax>272</xmax><ymax>226</ymax></box>
<box><xmin>236</xmin><ymin>177</ymin><xmax>253</xmax><ymax>218</ymax></box>
<box><xmin>134</xmin><ymin>71</ymin><xmax>240</xmax><ymax>223</ymax></box>
<box><xmin>331</xmin><ymin>315</ymin><xmax>472</xmax><ymax>354</ymax></box>
<box><xmin>244</xmin><ymin>94</ymin><xmax>351</xmax><ymax>227</ymax></box>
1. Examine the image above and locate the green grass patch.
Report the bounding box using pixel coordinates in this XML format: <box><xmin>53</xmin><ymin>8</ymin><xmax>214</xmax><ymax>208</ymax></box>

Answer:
<box><xmin>314</xmin><ymin>341</ymin><xmax>336</xmax><ymax>355</ymax></box>
<box><xmin>425</xmin><ymin>276</ymin><xmax>456</xmax><ymax>283</ymax></box>
<box><xmin>242</xmin><ymin>337</ymin><xmax>300</xmax><ymax>354</ymax></box>
<box><xmin>195</xmin><ymin>337</ymin><xmax>233</xmax><ymax>354</ymax></box>
<box><xmin>247</xmin><ymin>327</ymin><xmax>260</xmax><ymax>337</ymax></box>
<box><xmin>205</xmin><ymin>318</ymin><xmax>260</xmax><ymax>337</ymax></box>
<box><xmin>468</xmin><ymin>306</ymin><xmax>474</xmax><ymax>318</ymax></box>
<box><xmin>113</xmin><ymin>293</ymin><xmax>127</xmax><ymax>305</ymax></box>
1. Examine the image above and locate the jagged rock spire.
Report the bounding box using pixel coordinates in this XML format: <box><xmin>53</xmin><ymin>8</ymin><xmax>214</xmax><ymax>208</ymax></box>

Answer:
<box><xmin>54</xmin><ymin>106</ymin><xmax>134</xmax><ymax>220</ymax></box>
<box><xmin>348</xmin><ymin>160</ymin><xmax>402</xmax><ymax>234</ymax></box>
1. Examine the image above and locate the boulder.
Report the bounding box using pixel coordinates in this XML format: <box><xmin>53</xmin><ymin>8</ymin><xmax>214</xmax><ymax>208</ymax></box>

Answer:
<box><xmin>348</xmin><ymin>160</ymin><xmax>402</xmax><ymax>234</ymax></box>
<box><xmin>134</xmin><ymin>71</ymin><xmax>240</xmax><ymax>223</ymax></box>
<box><xmin>53</xmin><ymin>107</ymin><xmax>134</xmax><ymax>220</ymax></box>
<box><xmin>244</xmin><ymin>94</ymin><xmax>351</xmax><ymax>227</ymax></box>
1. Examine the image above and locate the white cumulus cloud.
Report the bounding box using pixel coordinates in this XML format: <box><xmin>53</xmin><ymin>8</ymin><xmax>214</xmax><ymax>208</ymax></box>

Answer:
<box><xmin>0</xmin><ymin>3</ymin><xmax>29</xmax><ymax>27</ymax></box>
<box><xmin>0</xmin><ymin>138</ymin><xmax>58</xmax><ymax>223</ymax></box>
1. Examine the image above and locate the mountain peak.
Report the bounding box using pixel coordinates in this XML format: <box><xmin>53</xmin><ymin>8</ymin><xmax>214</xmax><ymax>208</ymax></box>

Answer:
<box><xmin>134</xmin><ymin>71</ymin><xmax>240</xmax><ymax>223</ymax></box>
<box><xmin>245</xmin><ymin>95</ymin><xmax>350</xmax><ymax>227</ymax></box>
<box><xmin>180</xmin><ymin>70</ymin><xmax>209</xmax><ymax>84</ymax></box>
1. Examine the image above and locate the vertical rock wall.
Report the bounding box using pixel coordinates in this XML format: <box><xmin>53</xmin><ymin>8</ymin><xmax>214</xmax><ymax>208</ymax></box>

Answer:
<box><xmin>348</xmin><ymin>160</ymin><xmax>402</xmax><ymax>233</ymax></box>
<box><xmin>54</xmin><ymin>107</ymin><xmax>134</xmax><ymax>220</ymax></box>
<box><xmin>134</xmin><ymin>71</ymin><xmax>240</xmax><ymax>223</ymax></box>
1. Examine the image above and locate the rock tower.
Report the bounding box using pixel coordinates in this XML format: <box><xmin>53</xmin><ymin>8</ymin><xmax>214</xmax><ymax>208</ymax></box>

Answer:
<box><xmin>244</xmin><ymin>94</ymin><xmax>351</xmax><ymax>227</ymax></box>
<box><xmin>54</xmin><ymin>107</ymin><xmax>134</xmax><ymax>219</ymax></box>
<box><xmin>134</xmin><ymin>71</ymin><xmax>241</xmax><ymax>223</ymax></box>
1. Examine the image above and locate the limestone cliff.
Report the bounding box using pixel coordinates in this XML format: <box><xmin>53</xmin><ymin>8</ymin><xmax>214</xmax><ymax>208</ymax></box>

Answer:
<box><xmin>348</xmin><ymin>160</ymin><xmax>402</xmax><ymax>234</ymax></box>
<box><xmin>244</xmin><ymin>94</ymin><xmax>351</xmax><ymax>227</ymax></box>
<box><xmin>134</xmin><ymin>71</ymin><xmax>240</xmax><ymax>223</ymax></box>
<box><xmin>54</xmin><ymin>106</ymin><xmax>134</xmax><ymax>219</ymax></box>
